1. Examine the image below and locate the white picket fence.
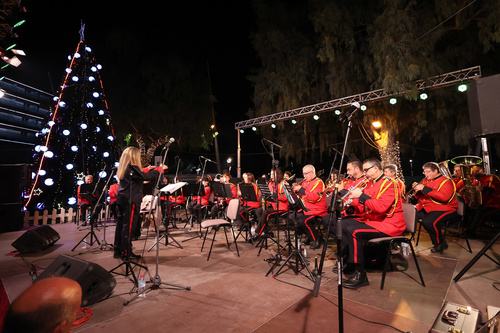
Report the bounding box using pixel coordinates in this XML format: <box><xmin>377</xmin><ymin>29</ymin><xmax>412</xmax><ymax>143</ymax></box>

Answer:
<box><xmin>22</xmin><ymin>207</ymin><xmax>109</xmax><ymax>227</ymax></box>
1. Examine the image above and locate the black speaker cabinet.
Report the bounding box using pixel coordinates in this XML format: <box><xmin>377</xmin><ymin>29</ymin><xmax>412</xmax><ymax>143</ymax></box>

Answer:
<box><xmin>11</xmin><ymin>225</ymin><xmax>60</xmax><ymax>254</ymax></box>
<box><xmin>467</xmin><ymin>74</ymin><xmax>500</xmax><ymax>137</ymax></box>
<box><xmin>36</xmin><ymin>254</ymin><xmax>117</xmax><ymax>306</ymax></box>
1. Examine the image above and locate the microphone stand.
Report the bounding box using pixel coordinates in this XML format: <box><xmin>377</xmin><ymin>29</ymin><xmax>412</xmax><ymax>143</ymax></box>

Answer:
<box><xmin>124</xmin><ymin>141</ymin><xmax>190</xmax><ymax>306</ymax></box>
<box><xmin>312</xmin><ymin>116</ymin><xmax>356</xmax><ymax>333</ymax></box>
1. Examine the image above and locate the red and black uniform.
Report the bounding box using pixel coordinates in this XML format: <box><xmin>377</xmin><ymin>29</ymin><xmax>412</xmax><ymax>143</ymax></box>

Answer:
<box><xmin>115</xmin><ymin>165</ymin><xmax>162</xmax><ymax>257</ymax></box>
<box><xmin>236</xmin><ymin>183</ymin><xmax>261</xmax><ymax>227</ymax></box>
<box><xmin>471</xmin><ymin>173</ymin><xmax>500</xmax><ymax>230</ymax></box>
<box><xmin>77</xmin><ymin>183</ymin><xmax>93</xmax><ymax>222</ymax></box>
<box><xmin>415</xmin><ymin>175</ymin><xmax>457</xmax><ymax>247</ymax></box>
<box><xmin>291</xmin><ymin>177</ymin><xmax>328</xmax><ymax>243</ymax></box>
<box><xmin>395</xmin><ymin>178</ymin><xmax>406</xmax><ymax>202</ymax></box>
<box><xmin>187</xmin><ymin>185</ymin><xmax>211</xmax><ymax>221</ymax></box>
<box><xmin>108</xmin><ymin>183</ymin><xmax>118</xmax><ymax>220</ymax></box>
<box><xmin>255</xmin><ymin>181</ymin><xmax>289</xmax><ymax>236</ymax></box>
<box><xmin>341</xmin><ymin>174</ymin><xmax>405</xmax><ymax>266</ymax></box>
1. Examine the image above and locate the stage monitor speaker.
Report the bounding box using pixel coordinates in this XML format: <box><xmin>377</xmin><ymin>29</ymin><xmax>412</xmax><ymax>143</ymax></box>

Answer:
<box><xmin>11</xmin><ymin>225</ymin><xmax>60</xmax><ymax>254</ymax></box>
<box><xmin>467</xmin><ymin>74</ymin><xmax>500</xmax><ymax>137</ymax></box>
<box><xmin>36</xmin><ymin>254</ymin><xmax>117</xmax><ymax>306</ymax></box>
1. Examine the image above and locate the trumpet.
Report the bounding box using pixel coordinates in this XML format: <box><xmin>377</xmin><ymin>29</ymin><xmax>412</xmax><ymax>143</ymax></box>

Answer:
<box><xmin>341</xmin><ymin>177</ymin><xmax>368</xmax><ymax>207</ymax></box>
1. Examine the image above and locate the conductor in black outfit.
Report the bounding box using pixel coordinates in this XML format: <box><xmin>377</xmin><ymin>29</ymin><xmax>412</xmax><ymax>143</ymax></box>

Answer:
<box><xmin>114</xmin><ymin>147</ymin><xmax>166</xmax><ymax>259</ymax></box>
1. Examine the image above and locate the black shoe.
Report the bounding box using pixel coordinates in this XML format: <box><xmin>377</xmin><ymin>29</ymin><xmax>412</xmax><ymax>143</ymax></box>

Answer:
<box><xmin>128</xmin><ymin>252</ymin><xmax>141</xmax><ymax>259</ymax></box>
<box><xmin>342</xmin><ymin>270</ymin><xmax>369</xmax><ymax>289</ymax></box>
<box><xmin>310</xmin><ymin>238</ymin><xmax>324</xmax><ymax>250</ymax></box>
<box><xmin>431</xmin><ymin>241</ymin><xmax>448</xmax><ymax>253</ymax></box>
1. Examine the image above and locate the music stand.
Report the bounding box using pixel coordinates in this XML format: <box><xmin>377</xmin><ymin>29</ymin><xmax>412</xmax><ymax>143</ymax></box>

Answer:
<box><xmin>148</xmin><ymin>182</ymin><xmax>187</xmax><ymax>251</ymax></box>
<box><xmin>72</xmin><ymin>185</ymin><xmax>103</xmax><ymax>251</ymax></box>
<box><xmin>211</xmin><ymin>182</ymin><xmax>232</xmax><ymax>219</ymax></box>
<box><xmin>267</xmin><ymin>182</ymin><xmax>314</xmax><ymax>280</ymax></box>
<box><xmin>235</xmin><ymin>183</ymin><xmax>259</xmax><ymax>242</ymax></box>
<box><xmin>182</xmin><ymin>182</ymin><xmax>207</xmax><ymax>241</ymax></box>
<box><xmin>255</xmin><ymin>182</ymin><xmax>283</xmax><ymax>255</ymax></box>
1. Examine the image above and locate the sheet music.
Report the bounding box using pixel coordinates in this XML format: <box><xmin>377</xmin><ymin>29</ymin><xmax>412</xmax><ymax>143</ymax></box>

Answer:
<box><xmin>160</xmin><ymin>182</ymin><xmax>187</xmax><ymax>193</ymax></box>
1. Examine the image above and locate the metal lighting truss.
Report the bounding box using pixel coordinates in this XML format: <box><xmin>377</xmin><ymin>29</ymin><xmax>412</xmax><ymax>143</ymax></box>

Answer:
<box><xmin>235</xmin><ymin>66</ymin><xmax>481</xmax><ymax>130</ymax></box>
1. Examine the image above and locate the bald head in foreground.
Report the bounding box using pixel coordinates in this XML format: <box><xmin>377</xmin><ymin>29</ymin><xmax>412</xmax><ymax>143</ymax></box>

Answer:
<box><xmin>2</xmin><ymin>277</ymin><xmax>82</xmax><ymax>333</ymax></box>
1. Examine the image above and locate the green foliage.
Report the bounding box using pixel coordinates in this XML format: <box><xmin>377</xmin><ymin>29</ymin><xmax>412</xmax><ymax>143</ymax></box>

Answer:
<box><xmin>249</xmin><ymin>0</ymin><xmax>500</xmax><ymax>161</ymax></box>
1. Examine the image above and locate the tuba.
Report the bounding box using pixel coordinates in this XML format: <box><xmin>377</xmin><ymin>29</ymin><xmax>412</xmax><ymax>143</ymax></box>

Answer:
<box><xmin>451</xmin><ymin>155</ymin><xmax>483</xmax><ymax>209</ymax></box>
<box><xmin>438</xmin><ymin>160</ymin><xmax>453</xmax><ymax>179</ymax></box>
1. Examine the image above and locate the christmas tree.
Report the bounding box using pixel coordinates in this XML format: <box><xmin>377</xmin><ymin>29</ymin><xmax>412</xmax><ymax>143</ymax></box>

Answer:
<box><xmin>25</xmin><ymin>25</ymin><xmax>119</xmax><ymax>211</ymax></box>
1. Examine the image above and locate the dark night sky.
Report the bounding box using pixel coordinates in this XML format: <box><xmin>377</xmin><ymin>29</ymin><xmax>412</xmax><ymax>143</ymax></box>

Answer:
<box><xmin>9</xmin><ymin>0</ymin><xmax>273</xmax><ymax>174</ymax></box>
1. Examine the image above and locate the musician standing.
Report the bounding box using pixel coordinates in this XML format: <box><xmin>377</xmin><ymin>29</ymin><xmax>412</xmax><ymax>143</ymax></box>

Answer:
<box><xmin>291</xmin><ymin>165</ymin><xmax>327</xmax><ymax>250</ymax></box>
<box><xmin>340</xmin><ymin>158</ymin><xmax>405</xmax><ymax>289</ymax></box>
<box><xmin>114</xmin><ymin>147</ymin><xmax>165</xmax><ymax>259</ymax></box>
<box><xmin>413</xmin><ymin>162</ymin><xmax>458</xmax><ymax>253</ymax></box>
<box><xmin>469</xmin><ymin>164</ymin><xmax>500</xmax><ymax>234</ymax></box>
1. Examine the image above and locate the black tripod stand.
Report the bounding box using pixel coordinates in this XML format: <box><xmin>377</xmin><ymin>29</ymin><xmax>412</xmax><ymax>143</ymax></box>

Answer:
<box><xmin>147</xmin><ymin>183</ymin><xmax>186</xmax><ymax>252</ymax></box>
<box><xmin>312</xmin><ymin>103</ymin><xmax>360</xmax><ymax>333</ymax></box>
<box><xmin>454</xmin><ymin>230</ymin><xmax>500</xmax><ymax>282</ymax></box>
<box><xmin>123</xmin><ymin>138</ymin><xmax>191</xmax><ymax>306</ymax></box>
<box><xmin>109</xmin><ymin>234</ymin><xmax>148</xmax><ymax>287</ymax></box>
<box><xmin>72</xmin><ymin>193</ymin><xmax>102</xmax><ymax>251</ymax></box>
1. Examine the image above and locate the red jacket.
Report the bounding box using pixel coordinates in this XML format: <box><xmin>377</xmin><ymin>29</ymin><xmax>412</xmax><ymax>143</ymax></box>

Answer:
<box><xmin>340</xmin><ymin>176</ymin><xmax>366</xmax><ymax>216</ymax></box>
<box><xmin>476</xmin><ymin>173</ymin><xmax>500</xmax><ymax>209</ymax></box>
<box><xmin>194</xmin><ymin>186</ymin><xmax>211</xmax><ymax>206</ymax></box>
<box><xmin>351</xmin><ymin>174</ymin><xmax>405</xmax><ymax>237</ymax></box>
<box><xmin>241</xmin><ymin>183</ymin><xmax>261</xmax><ymax>209</ymax></box>
<box><xmin>268</xmin><ymin>181</ymin><xmax>289</xmax><ymax>211</ymax></box>
<box><xmin>415</xmin><ymin>175</ymin><xmax>457</xmax><ymax>213</ymax></box>
<box><xmin>109</xmin><ymin>183</ymin><xmax>118</xmax><ymax>203</ymax></box>
<box><xmin>297</xmin><ymin>177</ymin><xmax>327</xmax><ymax>217</ymax></box>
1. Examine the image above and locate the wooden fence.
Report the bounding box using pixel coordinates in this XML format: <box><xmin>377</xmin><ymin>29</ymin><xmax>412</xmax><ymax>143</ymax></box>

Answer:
<box><xmin>22</xmin><ymin>207</ymin><xmax>109</xmax><ymax>228</ymax></box>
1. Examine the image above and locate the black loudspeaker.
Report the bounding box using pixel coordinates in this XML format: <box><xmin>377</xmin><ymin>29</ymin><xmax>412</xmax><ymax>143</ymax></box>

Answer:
<box><xmin>36</xmin><ymin>254</ymin><xmax>117</xmax><ymax>306</ymax></box>
<box><xmin>11</xmin><ymin>225</ymin><xmax>60</xmax><ymax>253</ymax></box>
<box><xmin>467</xmin><ymin>74</ymin><xmax>500</xmax><ymax>137</ymax></box>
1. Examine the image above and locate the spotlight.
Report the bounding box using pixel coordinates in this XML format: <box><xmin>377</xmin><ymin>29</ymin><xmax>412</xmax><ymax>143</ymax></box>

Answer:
<box><xmin>334</xmin><ymin>110</ymin><xmax>341</xmax><ymax>115</ymax></box>
<box><xmin>420</xmin><ymin>92</ymin><xmax>428</xmax><ymax>100</ymax></box>
<box><xmin>240</xmin><ymin>129</ymin><xmax>244</xmax><ymax>134</ymax></box>
<box><xmin>458</xmin><ymin>84</ymin><xmax>467</xmax><ymax>92</ymax></box>
<box><xmin>313</xmin><ymin>114</ymin><xmax>320</xmax><ymax>120</ymax></box>
<box><xmin>291</xmin><ymin>119</ymin><xmax>297</xmax><ymax>124</ymax></box>
<box><xmin>360</xmin><ymin>105</ymin><xmax>367</xmax><ymax>111</ymax></box>
<box><xmin>271</xmin><ymin>123</ymin><xmax>276</xmax><ymax>128</ymax></box>
<box><xmin>389</xmin><ymin>98</ymin><xmax>397</xmax><ymax>105</ymax></box>
<box><xmin>252</xmin><ymin>126</ymin><xmax>257</xmax><ymax>131</ymax></box>
<box><xmin>227</xmin><ymin>157</ymin><xmax>232</xmax><ymax>164</ymax></box>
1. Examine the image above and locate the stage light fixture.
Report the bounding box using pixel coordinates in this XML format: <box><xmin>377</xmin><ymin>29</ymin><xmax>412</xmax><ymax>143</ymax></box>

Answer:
<box><xmin>291</xmin><ymin>119</ymin><xmax>297</xmax><ymax>124</ymax></box>
<box><xmin>271</xmin><ymin>123</ymin><xmax>276</xmax><ymax>128</ymax></box>
<box><xmin>252</xmin><ymin>126</ymin><xmax>257</xmax><ymax>131</ymax></box>
<box><xmin>420</xmin><ymin>92</ymin><xmax>428</xmax><ymax>100</ymax></box>
<box><xmin>313</xmin><ymin>114</ymin><xmax>320</xmax><ymax>120</ymax></box>
<box><xmin>240</xmin><ymin>129</ymin><xmax>244</xmax><ymax>133</ymax></box>
<box><xmin>389</xmin><ymin>98</ymin><xmax>397</xmax><ymax>105</ymax></box>
<box><xmin>360</xmin><ymin>105</ymin><xmax>367</xmax><ymax>111</ymax></box>
<box><xmin>227</xmin><ymin>157</ymin><xmax>232</xmax><ymax>164</ymax></box>
<box><xmin>334</xmin><ymin>109</ymin><xmax>341</xmax><ymax>115</ymax></box>
<box><xmin>458</xmin><ymin>84</ymin><xmax>467</xmax><ymax>92</ymax></box>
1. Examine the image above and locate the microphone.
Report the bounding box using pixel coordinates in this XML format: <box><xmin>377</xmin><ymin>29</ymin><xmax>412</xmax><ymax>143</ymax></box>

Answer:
<box><xmin>162</xmin><ymin>137</ymin><xmax>175</xmax><ymax>150</ymax></box>
<box><xmin>200</xmin><ymin>156</ymin><xmax>217</xmax><ymax>164</ymax></box>
<box><xmin>330</xmin><ymin>147</ymin><xmax>342</xmax><ymax>155</ymax></box>
<box><xmin>175</xmin><ymin>155</ymin><xmax>181</xmax><ymax>161</ymax></box>
<box><xmin>337</xmin><ymin>102</ymin><xmax>360</xmax><ymax>123</ymax></box>
<box><xmin>262</xmin><ymin>138</ymin><xmax>283</xmax><ymax>148</ymax></box>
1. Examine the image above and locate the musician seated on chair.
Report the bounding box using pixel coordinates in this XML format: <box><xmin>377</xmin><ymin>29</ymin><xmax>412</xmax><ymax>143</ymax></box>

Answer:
<box><xmin>339</xmin><ymin>157</ymin><xmax>405</xmax><ymax>289</ymax></box>
<box><xmin>77</xmin><ymin>175</ymin><xmax>94</xmax><ymax>226</ymax></box>
<box><xmin>236</xmin><ymin>172</ymin><xmax>261</xmax><ymax>229</ymax></box>
<box><xmin>108</xmin><ymin>180</ymin><xmax>119</xmax><ymax>223</ymax></box>
<box><xmin>187</xmin><ymin>176</ymin><xmax>211</xmax><ymax>222</ymax></box>
<box><xmin>210</xmin><ymin>173</ymin><xmax>237</xmax><ymax>219</ymax></box>
<box><xmin>291</xmin><ymin>164</ymin><xmax>328</xmax><ymax>250</ymax></box>
<box><xmin>253</xmin><ymin>168</ymin><xmax>289</xmax><ymax>241</ymax></box>
<box><xmin>468</xmin><ymin>164</ymin><xmax>500</xmax><ymax>235</ymax></box>
<box><xmin>383</xmin><ymin>164</ymin><xmax>406</xmax><ymax>201</ymax></box>
<box><xmin>412</xmin><ymin>162</ymin><xmax>458</xmax><ymax>253</ymax></box>
<box><xmin>338</xmin><ymin>160</ymin><xmax>365</xmax><ymax>216</ymax></box>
